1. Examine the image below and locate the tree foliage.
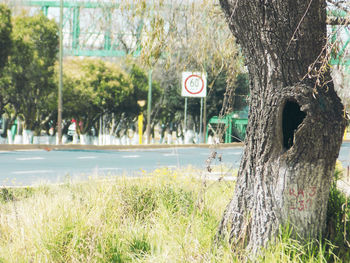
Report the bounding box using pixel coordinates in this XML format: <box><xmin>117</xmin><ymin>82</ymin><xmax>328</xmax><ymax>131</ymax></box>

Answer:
<box><xmin>127</xmin><ymin>63</ymin><xmax>162</xmax><ymax>106</ymax></box>
<box><xmin>0</xmin><ymin>4</ymin><xmax>12</xmax><ymax>116</ymax></box>
<box><xmin>60</xmin><ymin>58</ymin><xmax>159</xmax><ymax>135</ymax></box>
<box><xmin>0</xmin><ymin>4</ymin><xmax>11</xmax><ymax>70</ymax></box>
<box><xmin>1</xmin><ymin>12</ymin><xmax>58</xmax><ymax>133</ymax></box>
<box><xmin>0</xmin><ymin>1</ymin><xmax>247</xmax><ymax>138</ymax></box>
<box><xmin>115</xmin><ymin>0</ymin><xmax>246</xmax><ymax>131</ymax></box>
<box><xmin>149</xmin><ymin>1</ymin><xmax>244</xmax><ymax>130</ymax></box>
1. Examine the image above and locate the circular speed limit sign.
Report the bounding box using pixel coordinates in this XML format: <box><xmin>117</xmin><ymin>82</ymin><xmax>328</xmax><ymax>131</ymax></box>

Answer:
<box><xmin>181</xmin><ymin>72</ymin><xmax>207</xmax><ymax>97</ymax></box>
<box><xmin>185</xmin><ymin>74</ymin><xmax>204</xmax><ymax>95</ymax></box>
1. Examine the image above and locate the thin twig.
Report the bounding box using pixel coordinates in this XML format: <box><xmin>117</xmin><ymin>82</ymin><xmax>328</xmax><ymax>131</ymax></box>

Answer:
<box><xmin>286</xmin><ymin>0</ymin><xmax>314</xmax><ymax>51</ymax></box>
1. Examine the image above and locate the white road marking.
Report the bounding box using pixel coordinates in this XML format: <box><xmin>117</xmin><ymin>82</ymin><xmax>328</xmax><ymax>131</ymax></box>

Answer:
<box><xmin>155</xmin><ymin>165</ymin><xmax>177</xmax><ymax>168</ymax></box>
<box><xmin>99</xmin><ymin>168</ymin><xmax>121</xmax><ymax>170</ymax></box>
<box><xmin>12</xmin><ymin>170</ymin><xmax>54</xmax><ymax>175</ymax></box>
<box><xmin>16</xmin><ymin>149</ymin><xmax>45</xmax><ymax>152</ymax></box>
<box><xmin>163</xmin><ymin>153</ymin><xmax>178</xmax><ymax>157</ymax></box>
<box><xmin>16</xmin><ymin>157</ymin><xmax>45</xmax><ymax>161</ymax></box>
<box><xmin>77</xmin><ymin>156</ymin><xmax>97</xmax><ymax>159</ymax></box>
<box><xmin>227</xmin><ymin>152</ymin><xmax>242</xmax><ymax>155</ymax></box>
<box><xmin>122</xmin><ymin>155</ymin><xmax>140</xmax><ymax>158</ymax></box>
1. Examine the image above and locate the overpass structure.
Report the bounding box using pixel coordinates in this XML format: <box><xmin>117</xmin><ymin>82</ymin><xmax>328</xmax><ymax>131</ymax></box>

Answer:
<box><xmin>329</xmin><ymin>9</ymin><xmax>350</xmax><ymax>73</ymax></box>
<box><xmin>20</xmin><ymin>0</ymin><xmax>143</xmax><ymax>57</ymax></box>
<box><xmin>13</xmin><ymin>1</ymin><xmax>348</xmax><ymax>71</ymax></box>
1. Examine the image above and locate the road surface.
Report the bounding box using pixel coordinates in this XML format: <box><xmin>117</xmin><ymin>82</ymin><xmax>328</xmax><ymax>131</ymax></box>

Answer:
<box><xmin>0</xmin><ymin>142</ymin><xmax>349</xmax><ymax>187</ymax></box>
<box><xmin>0</xmin><ymin>146</ymin><xmax>243</xmax><ymax>186</ymax></box>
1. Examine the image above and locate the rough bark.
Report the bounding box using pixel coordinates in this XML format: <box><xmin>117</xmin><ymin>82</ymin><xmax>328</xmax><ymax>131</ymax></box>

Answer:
<box><xmin>218</xmin><ymin>0</ymin><xmax>347</xmax><ymax>252</ymax></box>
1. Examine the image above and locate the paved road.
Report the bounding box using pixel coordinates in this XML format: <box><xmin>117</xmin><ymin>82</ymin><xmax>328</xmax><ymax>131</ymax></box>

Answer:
<box><xmin>339</xmin><ymin>142</ymin><xmax>350</xmax><ymax>169</ymax></box>
<box><xmin>0</xmin><ymin>146</ymin><xmax>243</xmax><ymax>186</ymax></box>
<box><xmin>1</xmin><ymin>142</ymin><xmax>349</xmax><ymax>187</ymax></box>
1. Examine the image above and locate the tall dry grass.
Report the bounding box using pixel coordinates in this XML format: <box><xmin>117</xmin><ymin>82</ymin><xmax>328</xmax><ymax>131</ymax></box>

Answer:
<box><xmin>0</xmin><ymin>165</ymin><xmax>348</xmax><ymax>262</ymax></box>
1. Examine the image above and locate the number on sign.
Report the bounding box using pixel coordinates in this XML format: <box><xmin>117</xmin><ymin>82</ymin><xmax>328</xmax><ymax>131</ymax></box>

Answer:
<box><xmin>184</xmin><ymin>75</ymin><xmax>204</xmax><ymax>95</ymax></box>
<box><xmin>190</xmin><ymin>78</ymin><xmax>200</xmax><ymax>88</ymax></box>
<box><xmin>181</xmin><ymin>72</ymin><xmax>207</xmax><ymax>97</ymax></box>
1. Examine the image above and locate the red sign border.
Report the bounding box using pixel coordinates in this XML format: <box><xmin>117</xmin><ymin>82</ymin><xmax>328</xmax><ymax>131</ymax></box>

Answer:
<box><xmin>184</xmin><ymin>74</ymin><xmax>204</xmax><ymax>95</ymax></box>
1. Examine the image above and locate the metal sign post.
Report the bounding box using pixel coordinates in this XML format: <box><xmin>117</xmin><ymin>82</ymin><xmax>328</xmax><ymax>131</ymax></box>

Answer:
<box><xmin>57</xmin><ymin>0</ymin><xmax>63</xmax><ymax>144</ymax></box>
<box><xmin>184</xmin><ymin>97</ymin><xmax>188</xmax><ymax>134</ymax></box>
<box><xmin>203</xmin><ymin>98</ymin><xmax>207</xmax><ymax>143</ymax></box>
<box><xmin>199</xmin><ymin>97</ymin><xmax>204</xmax><ymax>143</ymax></box>
<box><xmin>146</xmin><ymin>69</ymin><xmax>152</xmax><ymax>144</ymax></box>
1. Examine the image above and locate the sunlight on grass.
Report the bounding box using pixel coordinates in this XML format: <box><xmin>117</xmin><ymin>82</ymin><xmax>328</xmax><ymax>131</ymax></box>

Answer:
<box><xmin>0</xmin><ymin>165</ymin><xmax>348</xmax><ymax>262</ymax></box>
<box><xmin>0</xmin><ymin>167</ymin><xmax>236</xmax><ymax>262</ymax></box>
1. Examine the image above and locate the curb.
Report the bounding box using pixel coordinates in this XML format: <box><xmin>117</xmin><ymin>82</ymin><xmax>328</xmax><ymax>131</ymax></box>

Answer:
<box><xmin>0</xmin><ymin>142</ymin><xmax>244</xmax><ymax>151</ymax></box>
<box><xmin>0</xmin><ymin>140</ymin><xmax>348</xmax><ymax>151</ymax></box>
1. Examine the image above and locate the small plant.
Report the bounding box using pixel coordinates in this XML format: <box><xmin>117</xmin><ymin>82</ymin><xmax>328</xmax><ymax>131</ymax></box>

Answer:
<box><xmin>325</xmin><ymin>164</ymin><xmax>350</xmax><ymax>261</ymax></box>
<box><xmin>103</xmin><ymin>238</ymin><xmax>127</xmax><ymax>263</ymax></box>
<box><xmin>161</xmin><ymin>186</ymin><xmax>194</xmax><ymax>215</ymax></box>
<box><xmin>0</xmin><ymin>187</ymin><xmax>35</xmax><ymax>203</ymax></box>
<box><xmin>121</xmin><ymin>185</ymin><xmax>158</xmax><ymax>220</ymax></box>
<box><xmin>129</xmin><ymin>234</ymin><xmax>152</xmax><ymax>258</ymax></box>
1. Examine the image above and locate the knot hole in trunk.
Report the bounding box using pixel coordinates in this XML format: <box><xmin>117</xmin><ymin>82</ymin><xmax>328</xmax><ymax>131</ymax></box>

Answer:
<box><xmin>282</xmin><ymin>101</ymin><xmax>306</xmax><ymax>150</ymax></box>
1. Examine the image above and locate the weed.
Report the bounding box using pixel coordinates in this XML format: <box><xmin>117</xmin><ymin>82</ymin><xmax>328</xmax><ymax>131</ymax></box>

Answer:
<box><xmin>161</xmin><ymin>185</ymin><xmax>194</xmax><ymax>215</ymax></box>
<box><xmin>325</xmin><ymin>183</ymin><xmax>350</xmax><ymax>261</ymax></box>
<box><xmin>0</xmin><ymin>165</ymin><xmax>348</xmax><ymax>262</ymax></box>
<box><xmin>0</xmin><ymin>187</ymin><xmax>35</xmax><ymax>203</ymax></box>
<box><xmin>101</xmin><ymin>235</ymin><xmax>129</xmax><ymax>263</ymax></box>
<box><xmin>129</xmin><ymin>234</ymin><xmax>152</xmax><ymax>258</ymax></box>
<box><xmin>121</xmin><ymin>185</ymin><xmax>158</xmax><ymax>220</ymax></box>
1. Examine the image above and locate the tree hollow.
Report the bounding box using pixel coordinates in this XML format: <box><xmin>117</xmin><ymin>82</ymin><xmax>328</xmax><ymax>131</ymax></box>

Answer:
<box><xmin>282</xmin><ymin>101</ymin><xmax>306</xmax><ymax>150</ymax></box>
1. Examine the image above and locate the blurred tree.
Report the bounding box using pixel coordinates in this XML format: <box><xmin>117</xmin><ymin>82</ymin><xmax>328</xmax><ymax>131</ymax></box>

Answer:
<box><xmin>0</xmin><ymin>1</ymin><xmax>245</xmax><ymax>138</ymax></box>
<box><xmin>232</xmin><ymin>73</ymin><xmax>249</xmax><ymax>112</ymax></box>
<box><xmin>61</xmin><ymin>58</ymin><xmax>146</xmax><ymax>135</ymax></box>
<box><xmin>0</xmin><ymin>4</ymin><xmax>12</xmax><ymax>116</ymax></box>
<box><xmin>127</xmin><ymin>63</ymin><xmax>162</xmax><ymax>133</ymax></box>
<box><xmin>128</xmin><ymin>64</ymin><xmax>161</xmax><ymax>103</ymax></box>
<box><xmin>1</xmin><ymin>12</ymin><xmax>58</xmax><ymax>134</ymax></box>
<box><xmin>0</xmin><ymin>4</ymin><xmax>11</xmax><ymax>70</ymax></box>
<box><xmin>134</xmin><ymin>0</ymin><xmax>245</xmax><ymax>133</ymax></box>
<box><xmin>151</xmin><ymin>65</ymin><xmax>249</xmax><ymax>134</ymax></box>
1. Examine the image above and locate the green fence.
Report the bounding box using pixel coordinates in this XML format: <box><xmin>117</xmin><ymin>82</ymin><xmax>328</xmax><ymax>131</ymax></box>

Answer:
<box><xmin>206</xmin><ymin>111</ymin><xmax>248</xmax><ymax>143</ymax></box>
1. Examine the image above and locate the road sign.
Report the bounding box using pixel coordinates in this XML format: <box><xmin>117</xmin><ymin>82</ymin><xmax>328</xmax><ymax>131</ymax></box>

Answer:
<box><xmin>181</xmin><ymin>72</ymin><xmax>207</xmax><ymax>97</ymax></box>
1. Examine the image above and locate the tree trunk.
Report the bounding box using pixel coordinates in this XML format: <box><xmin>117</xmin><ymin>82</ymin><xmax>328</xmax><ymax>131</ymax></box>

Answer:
<box><xmin>218</xmin><ymin>0</ymin><xmax>347</xmax><ymax>252</ymax></box>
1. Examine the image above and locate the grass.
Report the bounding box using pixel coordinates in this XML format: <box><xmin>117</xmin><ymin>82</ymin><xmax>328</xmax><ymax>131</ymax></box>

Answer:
<box><xmin>0</xmin><ymin>165</ymin><xmax>348</xmax><ymax>262</ymax></box>
<box><xmin>0</xmin><ymin>167</ymin><xmax>235</xmax><ymax>262</ymax></box>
